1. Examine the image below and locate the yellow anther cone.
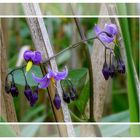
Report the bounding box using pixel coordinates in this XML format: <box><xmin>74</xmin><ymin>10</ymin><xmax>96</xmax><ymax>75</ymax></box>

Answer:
<box><xmin>26</xmin><ymin>61</ymin><xmax>33</xmax><ymax>72</ymax></box>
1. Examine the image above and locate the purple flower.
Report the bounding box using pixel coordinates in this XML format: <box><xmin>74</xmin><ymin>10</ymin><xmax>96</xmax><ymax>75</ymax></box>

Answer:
<box><xmin>32</xmin><ymin>67</ymin><xmax>68</xmax><ymax>88</ymax></box>
<box><xmin>94</xmin><ymin>23</ymin><xmax>118</xmax><ymax>43</ymax></box>
<box><xmin>24</xmin><ymin>50</ymin><xmax>42</xmax><ymax>64</ymax></box>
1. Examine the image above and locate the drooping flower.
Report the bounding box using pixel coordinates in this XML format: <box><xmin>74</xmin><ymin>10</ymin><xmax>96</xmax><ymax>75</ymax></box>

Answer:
<box><xmin>53</xmin><ymin>93</ymin><xmax>61</xmax><ymax>109</ymax></box>
<box><xmin>94</xmin><ymin>23</ymin><xmax>118</xmax><ymax>43</ymax></box>
<box><xmin>32</xmin><ymin>67</ymin><xmax>68</xmax><ymax>89</ymax></box>
<box><xmin>23</xmin><ymin>50</ymin><xmax>42</xmax><ymax>72</ymax></box>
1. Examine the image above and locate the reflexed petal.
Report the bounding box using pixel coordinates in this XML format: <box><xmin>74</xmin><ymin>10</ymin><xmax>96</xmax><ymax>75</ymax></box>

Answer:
<box><xmin>31</xmin><ymin>51</ymin><xmax>42</xmax><ymax>64</ymax></box>
<box><xmin>105</xmin><ymin>24</ymin><xmax>118</xmax><ymax>35</ymax></box>
<box><xmin>99</xmin><ymin>34</ymin><xmax>114</xmax><ymax>43</ymax></box>
<box><xmin>47</xmin><ymin>67</ymin><xmax>56</xmax><ymax>78</ymax></box>
<box><xmin>54</xmin><ymin>67</ymin><xmax>68</xmax><ymax>81</ymax></box>
<box><xmin>39</xmin><ymin>80</ymin><xmax>50</xmax><ymax>88</ymax></box>
<box><xmin>94</xmin><ymin>25</ymin><xmax>102</xmax><ymax>35</ymax></box>
<box><xmin>24</xmin><ymin>50</ymin><xmax>32</xmax><ymax>61</ymax></box>
<box><xmin>32</xmin><ymin>73</ymin><xmax>49</xmax><ymax>83</ymax></box>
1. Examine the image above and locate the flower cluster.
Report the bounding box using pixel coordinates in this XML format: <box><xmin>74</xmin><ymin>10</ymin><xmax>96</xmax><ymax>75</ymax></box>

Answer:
<box><xmin>5</xmin><ymin>50</ymin><xmax>77</xmax><ymax>108</ymax></box>
<box><xmin>32</xmin><ymin>66</ymin><xmax>77</xmax><ymax>109</ymax></box>
<box><xmin>5</xmin><ymin>22</ymin><xmax>125</xmax><ymax>110</ymax></box>
<box><xmin>94</xmin><ymin>23</ymin><xmax>125</xmax><ymax>80</ymax></box>
<box><xmin>5</xmin><ymin>70</ymin><xmax>39</xmax><ymax>106</ymax></box>
<box><xmin>5</xmin><ymin>50</ymin><xmax>42</xmax><ymax>106</ymax></box>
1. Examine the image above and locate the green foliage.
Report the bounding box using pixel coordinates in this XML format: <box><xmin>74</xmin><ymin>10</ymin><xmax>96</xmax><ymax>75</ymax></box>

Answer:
<box><xmin>75</xmin><ymin>82</ymin><xmax>89</xmax><ymax>114</ymax></box>
<box><xmin>0</xmin><ymin>117</ymin><xmax>16</xmax><ymax>137</ymax></box>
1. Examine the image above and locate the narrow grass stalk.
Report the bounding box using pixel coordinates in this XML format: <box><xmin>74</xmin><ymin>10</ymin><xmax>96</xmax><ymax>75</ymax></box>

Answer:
<box><xmin>117</xmin><ymin>3</ymin><xmax>140</xmax><ymax>136</ymax></box>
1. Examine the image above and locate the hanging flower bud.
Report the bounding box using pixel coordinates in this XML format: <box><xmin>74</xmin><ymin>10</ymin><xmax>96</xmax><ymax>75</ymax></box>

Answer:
<box><xmin>109</xmin><ymin>64</ymin><xmax>115</xmax><ymax>78</ymax></box>
<box><xmin>10</xmin><ymin>82</ymin><xmax>19</xmax><ymax>97</ymax></box>
<box><xmin>117</xmin><ymin>60</ymin><xmax>125</xmax><ymax>74</ymax></box>
<box><xmin>53</xmin><ymin>93</ymin><xmax>61</xmax><ymax>110</ymax></box>
<box><xmin>69</xmin><ymin>86</ymin><xmax>77</xmax><ymax>101</ymax></box>
<box><xmin>9</xmin><ymin>75</ymin><xmax>19</xmax><ymax>97</ymax></box>
<box><xmin>24</xmin><ymin>85</ymin><xmax>33</xmax><ymax>101</ymax></box>
<box><xmin>30</xmin><ymin>87</ymin><xmax>39</xmax><ymax>107</ymax></box>
<box><xmin>121</xmin><ymin>61</ymin><xmax>125</xmax><ymax>74</ymax></box>
<box><xmin>102</xmin><ymin>62</ymin><xmax>109</xmax><ymax>80</ymax></box>
<box><xmin>63</xmin><ymin>92</ymin><xmax>70</xmax><ymax>103</ymax></box>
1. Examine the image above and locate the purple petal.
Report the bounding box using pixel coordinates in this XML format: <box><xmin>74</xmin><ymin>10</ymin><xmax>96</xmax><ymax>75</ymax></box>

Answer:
<box><xmin>54</xmin><ymin>67</ymin><xmax>68</xmax><ymax>81</ymax></box>
<box><xmin>99</xmin><ymin>33</ymin><xmax>114</xmax><ymax>43</ymax></box>
<box><xmin>32</xmin><ymin>73</ymin><xmax>49</xmax><ymax>83</ymax></box>
<box><xmin>24</xmin><ymin>50</ymin><xmax>32</xmax><ymax>61</ymax></box>
<box><xmin>47</xmin><ymin>67</ymin><xmax>56</xmax><ymax>78</ymax></box>
<box><xmin>94</xmin><ymin>25</ymin><xmax>102</xmax><ymax>35</ymax></box>
<box><xmin>31</xmin><ymin>51</ymin><xmax>42</xmax><ymax>64</ymax></box>
<box><xmin>39</xmin><ymin>80</ymin><xmax>50</xmax><ymax>88</ymax></box>
<box><xmin>104</xmin><ymin>24</ymin><xmax>118</xmax><ymax>35</ymax></box>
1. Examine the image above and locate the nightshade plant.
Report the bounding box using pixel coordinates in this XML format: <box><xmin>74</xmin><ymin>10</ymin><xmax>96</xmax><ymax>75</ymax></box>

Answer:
<box><xmin>5</xmin><ymin>23</ymin><xmax>125</xmax><ymax>109</ymax></box>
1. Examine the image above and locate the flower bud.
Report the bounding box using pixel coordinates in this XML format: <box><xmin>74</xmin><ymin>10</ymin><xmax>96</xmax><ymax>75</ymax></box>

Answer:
<box><xmin>63</xmin><ymin>92</ymin><xmax>70</xmax><ymax>103</ymax></box>
<box><xmin>53</xmin><ymin>93</ymin><xmax>61</xmax><ymax>110</ymax></box>
<box><xmin>30</xmin><ymin>93</ymin><xmax>38</xmax><ymax>107</ymax></box>
<box><xmin>117</xmin><ymin>61</ymin><xmax>125</xmax><ymax>74</ymax></box>
<box><xmin>102</xmin><ymin>62</ymin><xmax>109</xmax><ymax>80</ymax></box>
<box><xmin>109</xmin><ymin>64</ymin><xmax>115</xmax><ymax>78</ymax></box>
<box><xmin>10</xmin><ymin>82</ymin><xmax>19</xmax><ymax>97</ymax></box>
<box><xmin>69</xmin><ymin>86</ymin><xmax>77</xmax><ymax>101</ymax></box>
<box><xmin>24</xmin><ymin>85</ymin><xmax>33</xmax><ymax>101</ymax></box>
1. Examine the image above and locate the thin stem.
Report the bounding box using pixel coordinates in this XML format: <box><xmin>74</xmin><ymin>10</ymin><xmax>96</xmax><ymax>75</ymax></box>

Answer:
<box><xmin>96</xmin><ymin>36</ymin><xmax>114</xmax><ymax>54</ymax></box>
<box><xmin>7</xmin><ymin>31</ymin><xmax>111</xmax><ymax>76</ymax></box>
<box><xmin>69</xmin><ymin>110</ymin><xmax>86</xmax><ymax>122</ymax></box>
<box><xmin>43</xmin><ymin>36</ymin><xmax>97</xmax><ymax>65</ymax></box>
<box><xmin>72</xmin><ymin>16</ymin><xmax>94</xmax><ymax>122</ymax></box>
<box><xmin>104</xmin><ymin>48</ymin><xmax>107</xmax><ymax>63</ymax></box>
<box><xmin>21</xmin><ymin>68</ymin><xmax>28</xmax><ymax>85</ymax></box>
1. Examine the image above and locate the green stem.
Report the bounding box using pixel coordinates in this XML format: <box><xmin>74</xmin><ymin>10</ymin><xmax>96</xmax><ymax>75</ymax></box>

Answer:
<box><xmin>117</xmin><ymin>4</ymin><xmax>140</xmax><ymax>136</ymax></box>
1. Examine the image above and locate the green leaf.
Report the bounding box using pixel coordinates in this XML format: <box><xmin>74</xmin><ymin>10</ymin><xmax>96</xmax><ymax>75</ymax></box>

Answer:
<box><xmin>9</xmin><ymin>65</ymin><xmax>43</xmax><ymax>87</ymax></box>
<box><xmin>0</xmin><ymin>117</ymin><xmax>16</xmax><ymax>137</ymax></box>
<box><xmin>75</xmin><ymin>82</ymin><xmax>90</xmax><ymax>114</ymax></box>
<box><xmin>68</xmin><ymin>68</ymin><xmax>88</xmax><ymax>88</ymax></box>
<box><xmin>20</xmin><ymin>115</ymin><xmax>46</xmax><ymax>137</ymax></box>
<box><xmin>21</xmin><ymin>105</ymin><xmax>46</xmax><ymax>122</ymax></box>
<box><xmin>100</xmin><ymin>124</ymin><xmax>130</xmax><ymax>137</ymax></box>
<box><xmin>101</xmin><ymin>110</ymin><xmax>129</xmax><ymax>122</ymax></box>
